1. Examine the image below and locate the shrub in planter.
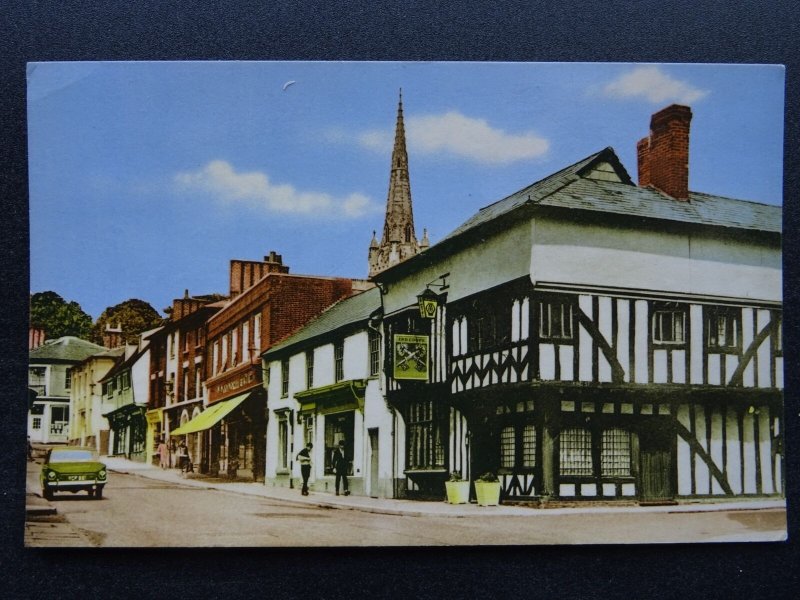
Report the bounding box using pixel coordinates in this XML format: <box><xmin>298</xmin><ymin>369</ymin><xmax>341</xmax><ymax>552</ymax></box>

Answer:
<box><xmin>444</xmin><ymin>471</ymin><xmax>471</xmax><ymax>504</ymax></box>
<box><xmin>474</xmin><ymin>472</ymin><xmax>501</xmax><ymax>506</ymax></box>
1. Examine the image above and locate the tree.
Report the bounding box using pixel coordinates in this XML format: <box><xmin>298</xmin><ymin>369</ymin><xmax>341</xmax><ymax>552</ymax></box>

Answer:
<box><xmin>29</xmin><ymin>291</ymin><xmax>93</xmax><ymax>339</ymax></box>
<box><xmin>92</xmin><ymin>298</ymin><xmax>164</xmax><ymax>345</ymax></box>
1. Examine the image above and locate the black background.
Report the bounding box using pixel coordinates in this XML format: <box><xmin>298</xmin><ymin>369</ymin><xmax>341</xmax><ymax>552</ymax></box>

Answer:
<box><xmin>2</xmin><ymin>1</ymin><xmax>798</xmax><ymax>597</ymax></box>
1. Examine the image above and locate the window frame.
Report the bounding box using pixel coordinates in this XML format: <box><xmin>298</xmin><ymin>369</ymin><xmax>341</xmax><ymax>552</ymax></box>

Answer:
<box><xmin>538</xmin><ymin>297</ymin><xmax>575</xmax><ymax>342</ymax></box>
<box><xmin>334</xmin><ymin>340</ymin><xmax>344</xmax><ymax>383</ymax></box>
<box><xmin>281</xmin><ymin>358</ymin><xmax>290</xmax><ymax>398</ymax></box>
<box><xmin>706</xmin><ymin>306</ymin><xmax>741</xmax><ymax>352</ymax></box>
<box><xmin>651</xmin><ymin>303</ymin><xmax>687</xmax><ymax>346</ymax></box>
<box><xmin>369</xmin><ymin>330</ymin><xmax>381</xmax><ymax>376</ymax></box>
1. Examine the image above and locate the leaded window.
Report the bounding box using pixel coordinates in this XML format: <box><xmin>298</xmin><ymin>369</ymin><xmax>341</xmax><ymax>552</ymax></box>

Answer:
<box><xmin>500</xmin><ymin>426</ymin><xmax>515</xmax><ymax>468</ymax></box>
<box><xmin>369</xmin><ymin>330</ymin><xmax>381</xmax><ymax>376</ymax></box>
<box><xmin>560</xmin><ymin>428</ymin><xmax>592</xmax><ymax>476</ymax></box>
<box><xmin>601</xmin><ymin>428</ymin><xmax>632</xmax><ymax>477</ymax></box>
<box><xmin>499</xmin><ymin>423</ymin><xmax>537</xmax><ymax>470</ymax></box>
<box><xmin>522</xmin><ymin>424</ymin><xmax>537</xmax><ymax>467</ymax></box>
<box><xmin>406</xmin><ymin>399</ymin><xmax>445</xmax><ymax>470</ymax></box>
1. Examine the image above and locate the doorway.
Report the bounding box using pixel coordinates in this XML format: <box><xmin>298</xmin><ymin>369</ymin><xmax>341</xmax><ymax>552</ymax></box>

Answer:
<box><xmin>369</xmin><ymin>428</ymin><xmax>379</xmax><ymax>498</ymax></box>
<box><xmin>639</xmin><ymin>421</ymin><xmax>674</xmax><ymax>502</ymax></box>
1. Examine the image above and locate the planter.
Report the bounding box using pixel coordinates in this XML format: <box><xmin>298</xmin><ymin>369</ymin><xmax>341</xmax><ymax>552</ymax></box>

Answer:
<box><xmin>474</xmin><ymin>480</ymin><xmax>502</xmax><ymax>506</ymax></box>
<box><xmin>445</xmin><ymin>480</ymin><xmax>471</xmax><ymax>504</ymax></box>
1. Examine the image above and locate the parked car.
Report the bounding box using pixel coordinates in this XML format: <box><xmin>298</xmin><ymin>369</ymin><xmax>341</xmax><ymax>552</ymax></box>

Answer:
<box><xmin>40</xmin><ymin>447</ymin><xmax>107</xmax><ymax>500</ymax></box>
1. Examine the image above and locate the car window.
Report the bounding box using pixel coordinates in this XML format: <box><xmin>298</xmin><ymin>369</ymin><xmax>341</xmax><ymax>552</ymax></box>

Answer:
<box><xmin>49</xmin><ymin>450</ymin><xmax>98</xmax><ymax>462</ymax></box>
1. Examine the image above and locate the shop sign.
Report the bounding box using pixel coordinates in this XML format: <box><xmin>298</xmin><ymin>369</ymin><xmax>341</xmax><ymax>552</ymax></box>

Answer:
<box><xmin>209</xmin><ymin>367</ymin><xmax>258</xmax><ymax>402</ymax></box>
<box><xmin>393</xmin><ymin>334</ymin><xmax>429</xmax><ymax>381</ymax></box>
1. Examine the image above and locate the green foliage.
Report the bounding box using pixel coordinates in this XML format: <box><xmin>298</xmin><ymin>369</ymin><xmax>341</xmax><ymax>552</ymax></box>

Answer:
<box><xmin>477</xmin><ymin>472</ymin><xmax>498</xmax><ymax>482</ymax></box>
<box><xmin>448</xmin><ymin>471</ymin><xmax>463</xmax><ymax>482</ymax></box>
<box><xmin>91</xmin><ymin>298</ymin><xmax>164</xmax><ymax>345</ymax></box>
<box><xmin>29</xmin><ymin>291</ymin><xmax>93</xmax><ymax>339</ymax></box>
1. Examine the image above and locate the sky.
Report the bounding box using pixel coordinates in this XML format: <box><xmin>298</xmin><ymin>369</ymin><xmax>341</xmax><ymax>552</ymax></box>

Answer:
<box><xmin>27</xmin><ymin>62</ymin><xmax>785</xmax><ymax>320</ymax></box>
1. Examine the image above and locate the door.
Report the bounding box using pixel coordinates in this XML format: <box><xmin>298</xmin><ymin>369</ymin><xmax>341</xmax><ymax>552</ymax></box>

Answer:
<box><xmin>369</xmin><ymin>428</ymin><xmax>379</xmax><ymax>498</ymax></box>
<box><xmin>639</xmin><ymin>421</ymin><xmax>674</xmax><ymax>501</ymax></box>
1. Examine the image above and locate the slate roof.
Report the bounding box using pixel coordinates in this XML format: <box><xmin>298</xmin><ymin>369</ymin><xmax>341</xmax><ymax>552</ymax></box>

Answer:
<box><xmin>441</xmin><ymin>147</ymin><xmax>781</xmax><ymax>245</ymax></box>
<box><xmin>29</xmin><ymin>336</ymin><xmax>106</xmax><ymax>363</ymax></box>
<box><xmin>262</xmin><ymin>287</ymin><xmax>381</xmax><ymax>358</ymax></box>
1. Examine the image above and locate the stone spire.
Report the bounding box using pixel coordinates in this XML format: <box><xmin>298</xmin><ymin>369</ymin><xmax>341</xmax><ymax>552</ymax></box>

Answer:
<box><xmin>369</xmin><ymin>90</ymin><xmax>424</xmax><ymax>277</ymax></box>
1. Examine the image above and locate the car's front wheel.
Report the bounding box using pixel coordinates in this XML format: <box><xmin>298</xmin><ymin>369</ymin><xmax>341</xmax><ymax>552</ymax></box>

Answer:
<box><xmin>87</xmin><ymin>489</ymin><xmax>95</xmax><ymax>498</ymax></box>
<box><xmin>95</xmin><ymin>486</ymin><xmax>104</xmax><ymax>500</ymax></box>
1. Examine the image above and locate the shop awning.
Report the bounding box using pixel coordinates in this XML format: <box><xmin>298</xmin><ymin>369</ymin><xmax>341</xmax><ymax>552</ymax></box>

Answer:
<box><xmin>294</xmin><ymin>379</ymin><xmax>366</xmax><ymax>415</ymax></box>
<box><xmin>169</xmin><ymin>392</ymin><xmax>250</xmax><ymax>436</ymax></box>
<box><xmin>104</xmin><ymin>403</ymin><xmax>146</xmax><ymax>428</ymax></box>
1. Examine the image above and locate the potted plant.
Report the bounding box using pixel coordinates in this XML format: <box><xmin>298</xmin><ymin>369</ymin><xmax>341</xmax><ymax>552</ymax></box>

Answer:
<box><xmin>444</xmin><ymin>471</ymin><xmax>470</xmax><ymax>504</ymax></box>
<box><xmin>474</xmin><ymin>472</ymin><xmax>502</xmax><ymax>506</ymax></box>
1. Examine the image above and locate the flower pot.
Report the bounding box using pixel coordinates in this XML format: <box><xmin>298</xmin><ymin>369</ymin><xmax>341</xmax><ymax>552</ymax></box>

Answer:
<box><xmin>474</xmin><ymin>480</ymin><xmax>501</xmax><ymax>506</ymax></box>
<box><xmin>445</xmin><ymin>480</ymin><xmax>471</xmax><ymax>504</ymax></box>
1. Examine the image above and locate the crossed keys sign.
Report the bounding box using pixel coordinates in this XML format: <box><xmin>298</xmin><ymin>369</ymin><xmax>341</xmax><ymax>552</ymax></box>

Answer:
<box><xmin>395</xmin><ymin>343</ymin><xmax>427</xmax><ymax>371</ymax></box>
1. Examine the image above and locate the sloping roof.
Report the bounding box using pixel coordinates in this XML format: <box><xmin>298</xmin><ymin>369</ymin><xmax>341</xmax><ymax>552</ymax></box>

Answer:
<box><xmin>263</xmin><ymin>287</ymin><xmax>381</xmax><ymax>359</ymax></box>
<box><xmin>29</xmin><ymin>336</ymin><xmax>106</xmax><ymax>363</ymax></box>
<box><xmin>441</xmin><ymin>147</ymin><xmax>780</xmax><ymax>245</ymax></box>
<box><xmin>98</xmin><ymin>346</ymin><xmax>148</xmax><ymax>383</ymax></box>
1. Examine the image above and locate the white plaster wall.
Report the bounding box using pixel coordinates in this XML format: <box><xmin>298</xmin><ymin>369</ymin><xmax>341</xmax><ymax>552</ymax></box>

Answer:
<box><xmin>382</xmin><ymin>218</ymin><xmax>531</xmax><ymax>315</ymax></box>
<box><xmin>344</xmin><ymin>331</ymin><xmax>369</xmax><ymax>381</ymax></box>
<box><xmin>132</xmin><ymin>349</ymin><xmax>150</xmax><ymax>405</ymax></box>
<box><xmin>531</xmin><ymin>217</ymin><xmax>781</xmax><ymax>302</ymax></box>
<box><xmin>314</xmin><ymin>344</ymin><xmax>335</xmax><ymax>387</ymax></box>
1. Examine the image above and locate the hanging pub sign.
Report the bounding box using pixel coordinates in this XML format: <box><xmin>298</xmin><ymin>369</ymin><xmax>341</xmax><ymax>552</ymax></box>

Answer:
<box><xmin>393</xmin><ymin>334</ymin><xmax>429</xmax><ymax>381</ymax></box>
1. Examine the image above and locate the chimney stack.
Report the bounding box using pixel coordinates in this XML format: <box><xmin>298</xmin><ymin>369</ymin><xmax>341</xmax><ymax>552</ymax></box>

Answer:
<box><xmin>637</xmin><ymin>104</ymin><xmax>692</xmax><ymax>201</ymax></box>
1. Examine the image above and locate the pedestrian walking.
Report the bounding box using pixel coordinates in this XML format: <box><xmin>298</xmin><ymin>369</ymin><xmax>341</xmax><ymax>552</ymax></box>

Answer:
<box><xmin>157</xmin><ymin>438</ymin><xmax>169</xmax><ymax>469</ymax></box>
<box><xmin>296</xmin><ymin>442</ymin><xmax>313</xmax><ymax>496</ymax></box>
<box><xmin>178</xmin><ymin>440</ymin><xmax>189</xmax><ymax>473</ymax></box>
<box><xmin>332</xmin><ymin>440</ymin><xmax>350</xmax><ymax>496</ymax></box>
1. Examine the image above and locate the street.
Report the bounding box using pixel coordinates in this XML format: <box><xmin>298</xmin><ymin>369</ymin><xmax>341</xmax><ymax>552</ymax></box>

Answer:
<box><xmin>24</xmin><ymin>459</ymin><xmax>787</xmax><ymax>547</ymax></box>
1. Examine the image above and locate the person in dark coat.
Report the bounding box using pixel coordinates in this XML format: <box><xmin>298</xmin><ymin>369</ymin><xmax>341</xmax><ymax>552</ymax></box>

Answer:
<box><xmin>296</xmin><ymin>442</ymin><xmax>313</xmax><ymax>496</ymax></box>
<box><xmin>332</xmin><ymin>440</ymin><xmax>350</xmax><ymax>496</ymax></box>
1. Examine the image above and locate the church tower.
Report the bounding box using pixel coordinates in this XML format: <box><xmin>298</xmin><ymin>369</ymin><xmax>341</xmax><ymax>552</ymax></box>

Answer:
<box><xmin>369</xmin><ymin>91</ymin><xmax>428</xmax><ymax>278</ymax></box>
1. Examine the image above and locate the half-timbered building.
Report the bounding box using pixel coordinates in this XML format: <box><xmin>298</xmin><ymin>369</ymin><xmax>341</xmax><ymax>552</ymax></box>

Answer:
<box><xmin>373</xmin><ymin>104</ymin><xmax>783</xmax><ymax>504</ymax></box>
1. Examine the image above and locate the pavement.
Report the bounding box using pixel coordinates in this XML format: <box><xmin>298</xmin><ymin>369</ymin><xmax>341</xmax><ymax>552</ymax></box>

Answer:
<box><xmin>98</xmin><ymin>456</ymin><xmax>786</xmax><ymax>518</ymax></box>
<box><xmin>25</xmin><ymin>449</ymin><xmax>786</xmax><ymax>520</ymax></box>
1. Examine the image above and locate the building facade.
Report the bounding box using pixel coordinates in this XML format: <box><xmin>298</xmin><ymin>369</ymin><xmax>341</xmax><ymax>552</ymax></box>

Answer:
<box><xmin>263</xmin><ymin>287</ymin><xmax>400</xmax><ymax>498</ymax></box>
<box><xmin>171</xmin><ymin>252</ymin><xmax>361</xmax><ymax>481</ymax></box>
<box><xmin>373</xmin><ymin>104</ymin><xmax>783</xmax><ymax>503</ymax></box>
<box><xmin>28</xmin><ymin>336</ymin><xmax>106</xmax><ymax>444</ymax></box>
<box><xmin>69</xmin><ymin>346</ymin><xmax>124</xmax><ymax>453</ymax></box>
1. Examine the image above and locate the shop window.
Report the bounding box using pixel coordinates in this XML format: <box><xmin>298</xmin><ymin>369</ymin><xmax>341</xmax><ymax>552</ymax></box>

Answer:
<box><xmin>522</xmin><ymin>424</ymin><xmax>537</xmax><ymax>467</ymax></box>
<box><xmin>406</xmin><ymin>399</ymin><xmax>445</xmax><ymax>470</ymax></box>
<box><xmin>559</xmin><ymin>427</ymin><xmax>592</xmax><ymax>476</ymax></box>
<box><xmin>652</xmin><ymin>304</ymin><xmax>686</xmax><ymax>344</ymax></box>
<box><xmin>281</xmin><ymin>359</ymin><xmax>289</xmax><ymax>397</ymax></box>
<box><xmin>539</xmin><ymin>299</ymin><xmax>574</xmax><ymax>341</ymax></box>
<box><xmin>600</xmin><ymin>428</ymin><xmax>632</xmax><ymax>477</ymax></box>
<box><xmin>324</xmin><ymin>411</ymin><xmax>354</xmax><ymax>475</ymax></box>
<box><xmin>50</xmin><ymin>405</ymin><xmax>69</xmax><ymax>436</ymax></box>
<box><xmin>369</xmin><ymin>330</ymin><xmax>381</xmax><ymax>376</ymax></box>
<box><xmin>500</xmin><ymin>426</ymin><xmax>515</xmax><ymax>468</ymax></box>
<box><xmin>707</xmin><ymin>307</ymin><xmax>740</xmax><ymax>350</ymax></box>
<box><xmin>334</xmin><ymin>341</ymin><xmax>344</xmax><ymax>382</ymax></box>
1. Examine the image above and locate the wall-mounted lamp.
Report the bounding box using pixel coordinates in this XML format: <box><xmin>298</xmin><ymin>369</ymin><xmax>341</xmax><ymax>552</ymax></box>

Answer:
<box><xmin>417</xmin><ymin>273</ymin><xmax>449</xmax><ymax>319</ymax></box>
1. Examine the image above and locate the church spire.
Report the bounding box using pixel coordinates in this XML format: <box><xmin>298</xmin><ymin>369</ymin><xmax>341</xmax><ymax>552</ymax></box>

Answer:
<box><xmin>369</xmin><ymin>90</ymin><xmax>424</xmax><ymax>278</ymax></box>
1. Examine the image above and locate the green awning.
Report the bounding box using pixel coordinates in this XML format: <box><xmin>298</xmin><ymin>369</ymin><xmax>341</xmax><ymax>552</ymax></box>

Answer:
<box><xmin>169</xmin><ymin>392</ymin><xmax>250</xmax><ymax>436</ymax></box>
<box><xmin>294</xmin><ymin>379</ymin><xmax>366</xmax><ymax>415</ymax></box>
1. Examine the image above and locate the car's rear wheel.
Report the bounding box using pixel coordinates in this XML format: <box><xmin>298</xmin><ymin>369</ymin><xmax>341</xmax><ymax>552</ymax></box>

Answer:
<box><xmin>87</xmin><ymin>489</ymin><xmax>95</xmax><ymax>498</ymax></box>
<box><xmin>95</xmin><ymin>486</ymin><xmax>104</xmax><ymax>499</ymax></box>
<box><xmin>42</xmin><ymin>487</ymin><xmax>53</xmax><ymax>500</ymax></box>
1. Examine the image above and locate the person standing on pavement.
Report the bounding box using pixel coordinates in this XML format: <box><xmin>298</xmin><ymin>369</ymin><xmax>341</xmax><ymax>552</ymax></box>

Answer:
<box><xmin>296</xmin><ymin>442</ymin><xmax>313</xmax><ymax>496</ymax></box>
<box><xmin>157</xmin><ymin>438</ymin><xmax>169</xmax><ymax>469</ymax></box>
<box><xmin>333</xmin><ymin>440</ymin><xmax>350</xmax><ymax>496</ymax></box>
<box><xmin>177</xmin><ymin>440</ymin><xmax>189</xmax><ymax>473</ymax></box>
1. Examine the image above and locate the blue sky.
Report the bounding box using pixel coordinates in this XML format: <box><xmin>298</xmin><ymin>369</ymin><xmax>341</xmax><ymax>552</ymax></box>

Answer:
<box><xmin>27</xmin><ymin>62</ymin><xmax>784</xmax><ymax>319</ymax></box>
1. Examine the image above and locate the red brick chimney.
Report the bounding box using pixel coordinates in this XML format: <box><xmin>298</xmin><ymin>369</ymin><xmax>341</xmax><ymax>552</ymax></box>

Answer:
<box><xmin>637</xmin><ymin>104</ymin><xmax>692</xmax><ymax>201</ymax></box>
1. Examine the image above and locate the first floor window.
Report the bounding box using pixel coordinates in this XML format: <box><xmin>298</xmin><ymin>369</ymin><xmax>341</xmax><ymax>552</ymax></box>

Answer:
<box><xmin>539</xmin><ymin>298</ymin><xmax>574</xmax><ymax>341</ymax></box>
<box><xmin>281</xmin><ymin>359</ymin><xmax>290</xmax><ymax>397</ymax></box>
<box><xmin>334</xmin><ymin>341</ymin><xmax>344</xmax><ymax>382</ymax></box>
<box><xmin>560</xmin><ymin>428</ymin><xmax>592</xmax><ymax>476</ymax></box>
<box><xmin>601</xmin><ymin>428</ymin><xmax>632</xmax><ymax>477</ymax></box>
<box><xmin>707</xmin><ymin>307</ymin><xmax>740</xmax><ymax>350</ymax></box>
<box><xmin>369</xmin><ymin>330</ymin><xmax>381</xmax><ymax>376</ymax></box>
<box><xmin>652</xmin><ymin>305</ymin><xmax>686</xmax><ymax>344</ymax></box>
<box><xmin>406</xmin><ymin>400</ymin><xmax>445</xmax><ymax>470</ymax></box>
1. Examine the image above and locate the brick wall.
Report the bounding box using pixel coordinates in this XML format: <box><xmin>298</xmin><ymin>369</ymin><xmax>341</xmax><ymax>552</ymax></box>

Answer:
<box><xmin>637</xmin><ymin>104</ymin><xmax>692</xmax><ymax>201</ymax></box>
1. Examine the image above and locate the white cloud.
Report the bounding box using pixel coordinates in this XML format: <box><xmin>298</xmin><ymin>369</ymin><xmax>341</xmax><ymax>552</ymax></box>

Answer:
<box><xmin>602</xmin><ymin>66</ymin><xmax>709</xmax><ymax>104</ymax></box>
<box><xmin>174</xmin><ymin>160</ymin><xmax>376</xmax><ymax>219</ymax></box>
<box><xmin>355</xmin><ymin>111</ymin><xmax>549</xmax><ymax>165</ymax></box>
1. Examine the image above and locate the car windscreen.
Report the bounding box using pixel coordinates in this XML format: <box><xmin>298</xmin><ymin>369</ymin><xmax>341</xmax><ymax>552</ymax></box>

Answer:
<box><xmin>49</xmin><ymin>450</ymin><xmax>98</xmax><ymax>462</ymax></box>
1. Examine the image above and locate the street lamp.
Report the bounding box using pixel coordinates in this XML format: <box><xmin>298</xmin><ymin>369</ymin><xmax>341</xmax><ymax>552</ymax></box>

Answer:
<box><xmin>417</xmin><ymin>288</ymin><xmax>439</xmax><ymax>319</ymax></box>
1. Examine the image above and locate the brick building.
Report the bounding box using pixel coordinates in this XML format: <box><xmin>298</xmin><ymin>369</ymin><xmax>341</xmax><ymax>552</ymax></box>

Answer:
<box><xmin>171</xmin><ymin>251</ymin><xmax>365</xmax><ymax>481</ymax></box>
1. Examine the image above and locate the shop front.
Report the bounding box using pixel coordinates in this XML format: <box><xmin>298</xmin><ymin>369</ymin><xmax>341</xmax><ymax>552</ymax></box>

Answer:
<box><xmin>105</xmin><ymin>403</ymin><xmax>147</xmax><ymax>462</ymax></box>
<box><xmin>145</xmin><ymin>408</ymin><xmax>163</xmax><ymax>465</ymax></box>
<box><xmin>175</xmin><ymin>364</ymin><xmax>267</xmax><ymax>481</ymax></box>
